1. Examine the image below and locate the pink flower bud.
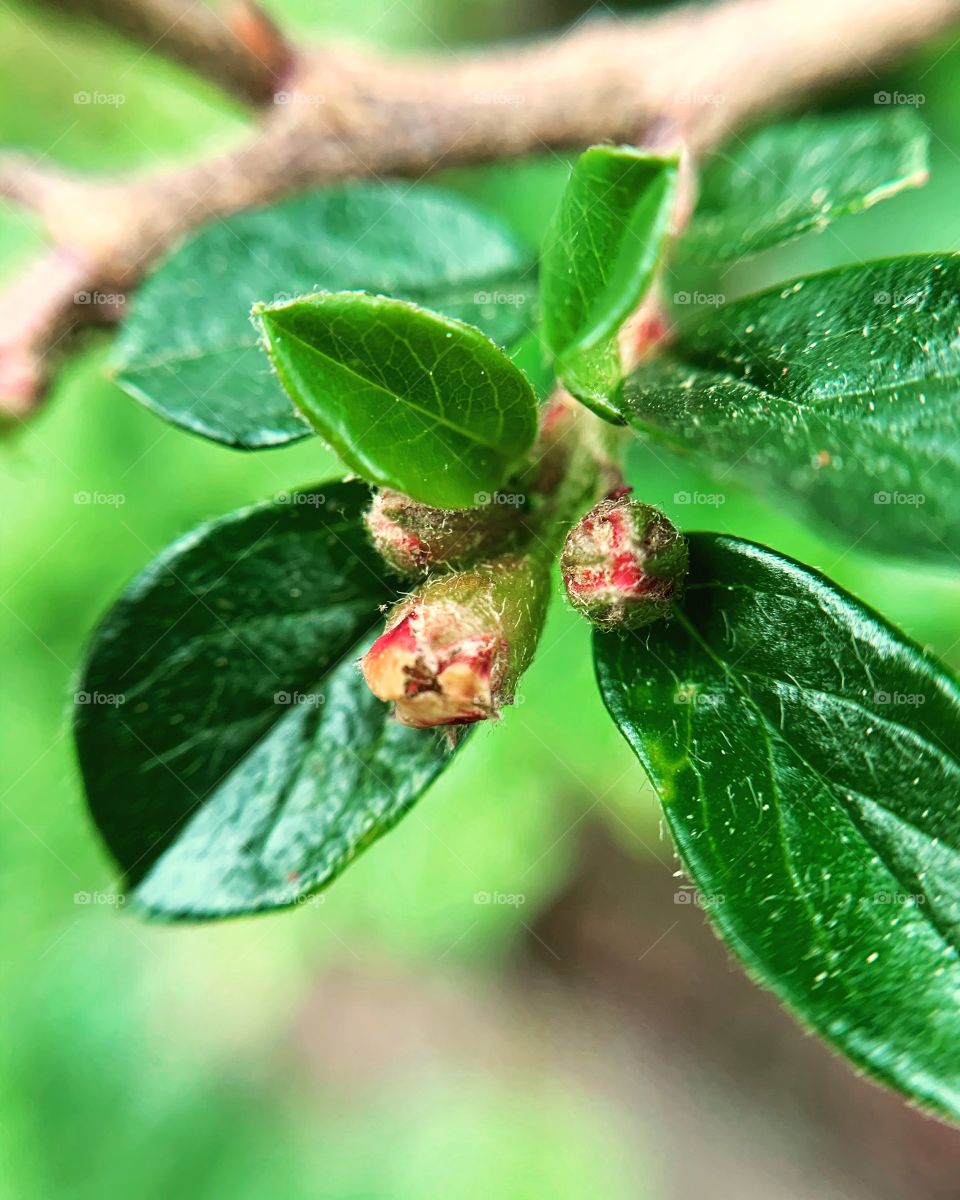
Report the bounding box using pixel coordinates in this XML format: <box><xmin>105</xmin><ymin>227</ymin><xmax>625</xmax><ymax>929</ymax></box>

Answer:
<box><xmin>561</xmin><ymin>493</ymin><xmax>688</xmax><ymax>631</ymax></box>
<box><xmin>364</xmin><ymin>489</ymin><xmax>520</xmax><ymax>577</ymax></box>
<box><xmin>361</xmin><ymin>553</ymin><xmax>550</xmax><ymax>727</ymax></box>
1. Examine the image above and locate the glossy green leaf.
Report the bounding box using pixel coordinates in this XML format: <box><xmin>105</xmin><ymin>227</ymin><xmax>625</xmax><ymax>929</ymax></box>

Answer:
<box><xmin>596</xmin><ymin>533</ymin><xmax>960</xmax><ymax>1121</ymax></box>
<box><xmin>540</xmin><ymin>145</ymin><xmax>678</xmax><ymax>420</ymax></box>
<box><xmin>255</xmin><ymin>292</ymin><xmax>538</xmax><ymax>509</ymax></box>
<box><xmin>111</xmin><ymin>184</ymin><xmax>537</xmax><ymax>448</ymax></box>
<box><xmin>618</xmin><ymin>255</ymin><xmax>960</xmax><ymax>566</ymax></box>
<box><xmin>679</xmin><ymin>109</ymin><xmax>929</xmax><ymax>263</ymax></box>
<box><xmin>74</xmin><ymin>481</ymin><xmax>460</xmax><ymax>920</ymax></box>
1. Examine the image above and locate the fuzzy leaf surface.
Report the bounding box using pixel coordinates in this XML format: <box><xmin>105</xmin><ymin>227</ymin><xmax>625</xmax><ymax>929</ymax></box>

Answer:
<box><xmin>619</xmin><ymin>255</ymin><xmax>960</xmax><ymax>565</ymax></box>
<box><xmin>596</xmin><ymin>533</ymin><xmax>960</xmax><ymax>1120</ymax></box>
<box><xmin>112</xmin><ymin>184</ymin><xmax>537</xmax><ymax>447</ymax></box>
<box><xmin>679</xmin><ymin>110</ymin><xmax>929</xmax><ymax>263</ymax></box>
<box><xmin>540</xmin><ymin>145</ymin><xmax>678</xmax><ymax>420</ymax></box>
<box><xmin>256</xmin><ymin>292</ymin><xmax>538</xmax><ymax>508</ymax></box>
<box><xmin>74</xmin><ymin>481</ymin><xmax>457</xmax><ymax>920</ymax></box>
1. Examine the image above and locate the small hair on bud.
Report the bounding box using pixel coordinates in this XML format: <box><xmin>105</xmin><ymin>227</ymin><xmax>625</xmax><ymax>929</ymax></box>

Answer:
<box><xmin>364</xmin><ymin>489</ymin><xmax>520</xmax><ymax>577</ymax></box>
<box><xmin>561</xmin><ymin>495</ymin><xmax>688</xmax><ymax>631</ymax></box>
<box><xmin>360</xmin><ymin>553</ymin><xmax>550</xmax><ymax>727</ymax></box>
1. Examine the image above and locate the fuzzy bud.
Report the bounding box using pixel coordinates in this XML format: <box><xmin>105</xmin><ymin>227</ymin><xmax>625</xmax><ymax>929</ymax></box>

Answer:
<box><xmin>561</xmin><ymin>493</ymin><xmax>688</xmax><ymax>631</ymax></box>
<box><xmin>361</xmin><ymin>553</ymin><xmax>550</xmax><ymax>727</ymax></box>
<box><xmin>364</xmin><ymin>489</ymin><xmax>521</xmax><ymax>577</ymax></box>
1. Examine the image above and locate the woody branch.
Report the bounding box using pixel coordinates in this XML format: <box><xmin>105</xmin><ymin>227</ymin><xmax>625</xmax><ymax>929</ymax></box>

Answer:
<box><xmin>2</xmin><ymin>0</ymin><xmax>958</xmax><ymax>418</ymax></box>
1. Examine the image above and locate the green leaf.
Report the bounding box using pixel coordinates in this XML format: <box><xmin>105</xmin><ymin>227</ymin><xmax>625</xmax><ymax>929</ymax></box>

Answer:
<box><xmin>255</xmin><ymin>292</ymin><xmax>538</xmax><ymax>509</ymax></box>
<box><xmin>618</xmin><ymin>254</ymin><xmax>960</xmax><ymax>566</ymax></box>
<box><xmin>596</xmin><ymin>533</ymin><xmax>960</xmax><ymax>1121</ymax></box>
<box><xmin>110</xmin><ymin>184</ymin><xmax>537</xmax><ymax>448</ymax></box>
<box><xmin>73</xmin><ymin>481</ymin><xmax>460</xmax><ymax>921</ymax></box>
<box><xmin>679</xmin><ymin>110</ymin><xmax>929</xmax><ymax>263</ymax></box>
<box><xmin>540</xmin><ymin>145</ymin><xmax>678</xmax><ymax>421</ymax></box>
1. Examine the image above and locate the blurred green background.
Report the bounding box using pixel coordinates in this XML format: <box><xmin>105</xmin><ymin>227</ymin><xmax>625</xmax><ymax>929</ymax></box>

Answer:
<box><xmin>2</xmin><ymin>1</ymin><xmax>960</xmax><ymax>1196</ymax></box>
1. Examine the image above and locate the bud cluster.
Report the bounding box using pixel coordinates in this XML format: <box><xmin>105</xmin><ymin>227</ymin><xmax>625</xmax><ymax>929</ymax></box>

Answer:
<box><xmin>359</xmin><ymin>398</ymin><xmax>680</xmax><ymax>730</ymax></box>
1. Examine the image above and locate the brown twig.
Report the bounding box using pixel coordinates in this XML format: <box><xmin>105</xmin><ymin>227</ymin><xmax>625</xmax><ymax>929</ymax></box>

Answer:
<box><xmin>33</xmin><ymin>0</ymin><xmax>292</xmax><ymax>104</ymax></box>
<box><xmin>3</xmin><ymin>0</ymin><xmax>959</xmax><ymax>421</ymax></box>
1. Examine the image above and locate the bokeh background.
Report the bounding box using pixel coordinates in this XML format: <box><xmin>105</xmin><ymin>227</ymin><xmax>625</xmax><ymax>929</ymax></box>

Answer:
<box><xmin>2</xmin><ymin>1</ymin><xmax>960</xmax><ymax>1196</ymax></box>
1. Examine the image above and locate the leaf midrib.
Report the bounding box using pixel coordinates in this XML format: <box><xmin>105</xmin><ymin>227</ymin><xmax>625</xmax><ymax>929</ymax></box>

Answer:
<box><xmin>277</xmin><ymin>322</ymin><xmax>515</xmax><ymax>452</ymax></box>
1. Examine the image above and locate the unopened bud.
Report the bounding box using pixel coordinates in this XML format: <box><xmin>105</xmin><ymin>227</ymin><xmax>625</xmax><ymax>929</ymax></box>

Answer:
<box><xmin>361</xmin><ymin>553</ymin><xmax>550</xmax><ymax>727</ymax></box>
<box><xmin>561</xmin><ymin>493</ymin><xmax>688</xmax><ymax>630</ymax></box>
<box><xmin>365</xmin><ymin>489</ymin><xmax>520</xmax><ymax>577</ymax></box>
